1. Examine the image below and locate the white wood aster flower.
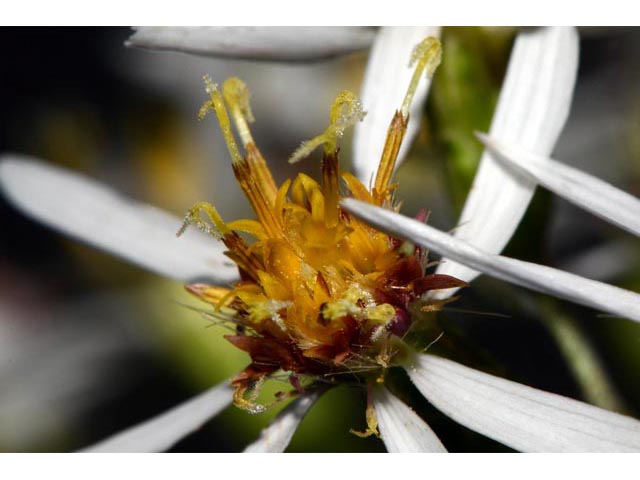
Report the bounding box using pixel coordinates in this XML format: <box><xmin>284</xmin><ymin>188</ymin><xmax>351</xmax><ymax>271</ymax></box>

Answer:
<box><xmin>1</xmin><ymin>27</ymin><xmax>640</xmax><ymax>453</ymax></box>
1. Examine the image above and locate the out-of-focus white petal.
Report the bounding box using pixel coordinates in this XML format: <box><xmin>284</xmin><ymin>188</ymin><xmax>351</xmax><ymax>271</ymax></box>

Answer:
<box><xmin>80</xmin><ymin>383</ymin><xmax>233</xmax><ymax>452</ymax></box>
<box><xmin>479</xmin><ymin>134</ymin><xmax>640</xmax><ymax>237</ymax></box>
<box><xmin>244</xmin><ymin>389</ymin><xmax>324</xmax><ymax>453</ymax></box>
<box><xmin>0</xmin><ymin>294</ymin><xmax>139</xmax><ymax>451</ymax></box>
<box><xmin>436</xmin><ymin>27</ymin><xmax>579</xmax><ymax>290</ymax></box>
<box><xmin>0</xmin><ymin>156</ymin><xmax>239</xmax><ymax>284</ymax></box>
<box><xmin>126</xmin><ymin>27</ymin><xmax>375</xmax><ymax>62</ymax></box>
<box><xmin>372</xmin><ymin>387</ymin><xmax>447</xmax><ymax>453</ymax></box>
<box><xmin>341</xmin><ymin>199</ymin><xmax>640</xmax><ymax>323</ymax></box>
<box><xmin>408</xmin><ymin>354</ymin><xmax>640</xmax><ymax>452</ymax></box>
<box><xmin>559</xmin><ymin>241</ymin><xmax>637</xmax><ymax>282</ymax></box>
<box><xmin>353</xmin><ymin>26</ymin><xmax>441</xmax><ymax>185</ymax></box>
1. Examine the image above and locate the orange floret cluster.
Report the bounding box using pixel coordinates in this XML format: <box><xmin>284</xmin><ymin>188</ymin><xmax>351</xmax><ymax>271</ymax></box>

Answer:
<box><xmin>180</xmin><ymin>37</ymin><xmax>464</xmax><ymax>412</ymax></box>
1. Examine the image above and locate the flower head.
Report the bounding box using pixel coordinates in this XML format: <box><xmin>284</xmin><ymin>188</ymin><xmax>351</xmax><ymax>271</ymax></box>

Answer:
<box><xmin>177</xmin><ymin>38</ymin><xmax>465</xmax><ymax>415</ymax></box>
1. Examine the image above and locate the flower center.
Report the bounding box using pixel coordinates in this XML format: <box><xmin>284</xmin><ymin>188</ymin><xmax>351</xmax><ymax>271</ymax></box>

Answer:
<box><xmin>179</xmin><ymin>37</ymin><xmax>465</xmax><ymax>413</ymax></box>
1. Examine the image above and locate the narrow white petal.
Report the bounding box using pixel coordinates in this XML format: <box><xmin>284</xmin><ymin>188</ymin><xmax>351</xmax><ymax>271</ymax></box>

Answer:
<box><xmin>559</xmin><ymin>241</ymin><xmax>637</xmax><ymax>282</ymax></box>
<box><xmin>0</xmin><ymin>156</ymin><xmax>239</xmax><ymax>284</ymax></box>
<box><xmin>341</xmin><ymin>199</ymin><xmax>640</xmax><ymax>323</ymax></box>
<box><xmin>244</xmin><ymin>389</ymin><xmax>324</xmax><ymax>453</ymax></box>
<box><xmin>479</xmin><ymin>134</ymin><xmax>640</xmax><ymax>237</ymax></box>
<box><xmin>408</xmin><ymin>354</ymin><xmax>640</xmax><ymax>452</ymax></box>
<box><xmin>80</xmin><ymin>383</ymin><xmax>233</xmax><ymax>452</ymax></box>
<box><xmin>372</xmin><ymin>387</ymin><xmax>447</xmax><ymax>453</ymax></box>
<box><xmin>127</xmin><ymin>27</ymin><xmax>375</xmax><ymax>62</ymax></box>
<box><xmin>353</xmin><ymin>26</ymin><xmax>441</xmax><ymax>185</ymax></box>
<box><xmin>437</xmin><ymin>27</ymin><xmax>579</xmax><ymax>290</ymax></box>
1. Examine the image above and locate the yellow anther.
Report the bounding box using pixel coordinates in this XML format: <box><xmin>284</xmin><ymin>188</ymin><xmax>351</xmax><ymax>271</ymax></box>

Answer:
<box><xmin>365</xmin><ymin>303</ymin><xmax>396</xmax><ymax>325</ymax></box>
<box><xmin>222</xmin><ymin>77</ymin><xmax>255</xmax><ymax>147</ymax></box>
<box><xmin>329</xmin><ymin>90</ymin><xmax>365</xmax><ymax>127</ymax></box>
<box><xmin>289</xmin><ymin>90</ymin><xmax>366</xmax><ymax>164</ymax></box>
<box><xmin>248</xmin><ymin>299</ymin><xmax>292</xmax><ymax>331</ymax></box>
<box><xmin>177</xmin><ymin>201</ymin><xmax>230</xmax><ymax>239</ymax></box>
<box><xmin>350</xmin><ymin>387</ymin><xmax>380</xmax><ymax>438</ymax></box>
<box><xmin>201</xmin><ymin>75</ymin><xmax>243</xmax><ymax>165</ymax></box>
<box><xmin>400</xmin><ymin>36</ymin><xmax>442</xmax><ymax>119</ymax></box>
<box><xmin>321</xmin><ymin>284</ymin><xmax>394</xmax><ymax>325</ymax></box>
<box><xmin>371</xmin><ymin>36</ymin><xmax>441</xmax><ymax>204</ymax></box>
<box><xmin>233</xmin><ymin>376</ymin><xmax>267</xmax><ymax>414</ymax></box>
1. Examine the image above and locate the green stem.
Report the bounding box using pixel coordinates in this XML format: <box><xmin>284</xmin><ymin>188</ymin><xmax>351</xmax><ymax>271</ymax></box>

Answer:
<box><xmin>541</xmin><ymin>300</ymin><xmax>626</xmax><ymax>414</ymax></box>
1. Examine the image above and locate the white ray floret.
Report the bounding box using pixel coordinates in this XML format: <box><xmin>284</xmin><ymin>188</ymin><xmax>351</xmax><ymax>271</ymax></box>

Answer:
<box><xmin>126</xmin><ymin>27</ymin><xmax>375</xmax><ymax>62</ymax></box>
<box><xmin>341</xmin><ymin>198</ymin><xmax>640</xmax><ymax>323</ymax></box>
<box><xmin>80</xmin><ymin>383</ymin><xmax>233</xmax><ymax>452</ymax></box>
<box><xmin>436</xmin><ymin>27</ymin><xmax>579</xmax><ymax>290</ymax></box>
<box><xmin>558</xmin><ymin>240</ymin><xmax>637</xmax><ymax>282</ymax></box>
<box><xmin>372</xmin><ymin>387</ymin><xmax>447</xmax><ymax>453</ymax></box>
<box><xmin>353</xmin><ymin>26</ymin><xmax>441</xmax><ymax>185</ymax></box>
<box><xmin>0</xmin><ymin>156</ymin><xmax>239</xmax><ymax>285</ymax></box>
<box><xmin>408</xmin><ymin>354</ymin><xmax>640</xmax><ymax>452</ymax></box>
<box><xmin>244</xmin><ymin>389</ymin><xmax>325</xmax><ymax>453</ymax></box>
<box><xmin>478</xmin><ymin>133</ymin><xmax>640</xmax><ymax>237</ymax></box>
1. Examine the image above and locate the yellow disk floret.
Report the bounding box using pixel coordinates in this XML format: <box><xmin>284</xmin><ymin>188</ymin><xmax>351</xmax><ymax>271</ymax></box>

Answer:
<box><xmin>180</xmin><ymin>36</ymin><xmax>456</xmax><ymax>415</ymax></box>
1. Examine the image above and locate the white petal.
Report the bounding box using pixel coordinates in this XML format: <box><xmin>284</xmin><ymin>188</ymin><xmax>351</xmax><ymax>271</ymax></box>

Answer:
<box><xmin>353</xmin><ymin>26</ymin><xmax>441</xmax><ymax>185</ymax></box>
<box><xmin>244</xmin><ymin>389</ymin><xmax>324</xmax><ymax>453</ymax></box>
<box><xmin>408</xmin><ymin>354</ymin><xmax>640</xmax><ymax>452</ymax></box>
<box><xmin>0</xmin><ymin>156</ymin><xmax>239</xmax><ymax>284</ymax></box>
<box><xmin>559</xmin><ymin>240</ymin><xmax>637</xmax><ymax>282</ymax></box>
<box><xmin>126</xmin><ymin>27</ymin><xmax>375</xmax><ymax>62</ymax></box>
<box><xmin>479</xmin><ymin>134</ymin><xmax>640</xmax><ymax>237</ymax></box>
<box><xmin>372</xmin><ymin>387</ymin><xmax>447</xmax><ymax>453</ymax></box>
<box><xmin>341</xmin><ymin>198</ymin><xmax>640</xmax><ymax>323</ymax></box>
<box><xmin>0</xmin><ymin>296</ymin><xmax>137</xmax><ymax>450</ymax></box>
<box><xmin>436</xmin><ymin>27</ymin><xmax>579</xmax><ymax>290</ymax></box>
<box><xmin>80</xmin><ymin>383</ymin><xmax>233</xmax><ymax>452</ymax></box>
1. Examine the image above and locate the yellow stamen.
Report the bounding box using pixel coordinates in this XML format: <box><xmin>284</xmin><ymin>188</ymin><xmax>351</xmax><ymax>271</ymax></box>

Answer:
<box><xmin>178</xmin><ymin>201</ymin><xmax>263</xmax><ymax>282</ymax></box>
<box><xmin>185</xmin><ymin>284</ymin><xmax>235</xmax><ymax>308</ymax></box>
<box><xmin>400</xmin><ymin>36</ymin><xmax>442</xmax><ymax>119</ymax></box>
<box><xmin>289</xmin><ymin>90</ymin><xmax>366</xmax><ymax>164</ymax></box>
<box><xmin>201</xmin><ymin>76</ymin><xmax>280</xmax><ymax>232</ymax></box>
<box><xmin>322</xmin><ymin>284</ymin><xmax>395</xmax><ymax>330</ymax></box>
<box><xmin>244</xmin><ymin>142</ymin><xmax>278</xmax><ymax>207</ymax></box>
<box><xmin>205</xmin><ymin>76</ymin><xmax>277</xmax><ymax>205</ymax></box>
<box><xmin>350</xmin><ymin>386</ymin><xmax>380</xmax><ymax>438</ymax></box>
<box><xmin>177</xmin><ymin>201</ymin><xmax>230</xmax><ymax>239</ymax></box>
<box><xmin>372</xmin><ymin>112</ymin><xmax>407</xmax><ymax>205</ymax></box>
<box><xmin>232</xmin><ymin>155</ymin><xmax>282</xmax><ymax>238</ymax></box>
<box><xmin>248</xmin><ymin>299</ymin><xmax>293</xmax><ymax>329</ymax></box>
<box><xmin>233</xmin><ymin>376</ymin><xmax>267</xmax><ymax>414</ymax></box>
<box><xmin>222</xmin><ymin>77</ymin><xmax>255</xmax><ymax>147</ymax></box>
<box><xmin>201</xmin><ymin>75</ymin><xmax>243</xmax><ymax>165</ymax></box>
<box><xmin>321</xmin><ymin>151</ymin><xmax>340</xmax><ymax>227</ymax></box>
<box><xmin>226</xmin><ymin>219</ymin><xmax>267</xmax><ymax>240</ymax></box>
<box><xmin>373</xmin><ymin>36</ymin><xmax>442</xmax><ymax>205</ymax></box>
